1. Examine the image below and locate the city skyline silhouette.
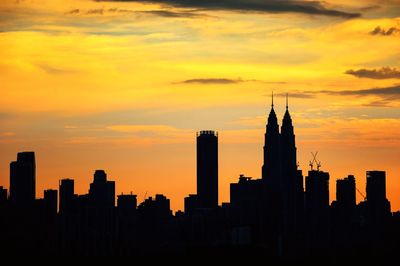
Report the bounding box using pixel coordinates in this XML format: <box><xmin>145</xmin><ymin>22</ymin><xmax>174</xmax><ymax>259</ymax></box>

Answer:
<box><xmin>0</xmin><ymin>97</ymin><xmax>399</xmax><ymax>212</ymax></box>
<box><xmin>1</xmin><ymin>97</ymin><xmax>399</xmax><ymax>256</ymax></box>
<box><xmin>1</xmin><ymin>97</ymin><xmax>399</xmax><ymax>212</ymax></box>
<box><xmin>1</xmin><ymin>0</ymin><xmax>399</xmax><ymax>258</ymax></box>
<box><xmin>1</xmin><ymin>0</ymin><xmax>400</xmax><ymax>214</ymax></box>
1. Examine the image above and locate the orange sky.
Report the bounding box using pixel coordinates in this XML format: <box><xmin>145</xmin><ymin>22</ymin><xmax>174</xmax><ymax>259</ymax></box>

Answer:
<box><xmin>0</xmin><ymin>0</ymin><xmax>399</xmax><ymax>211</ymax></box>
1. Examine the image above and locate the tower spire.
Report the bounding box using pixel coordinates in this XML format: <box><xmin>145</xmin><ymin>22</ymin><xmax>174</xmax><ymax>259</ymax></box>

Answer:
<box><xmin>271</xmin><ymin>91</ymin><xmax>274</xmax><ymax>108</ymax></box>
<box><xmin>286</xmin><ymin>93</ymin><xmax>288</xmax><ymax>110</ymax></box>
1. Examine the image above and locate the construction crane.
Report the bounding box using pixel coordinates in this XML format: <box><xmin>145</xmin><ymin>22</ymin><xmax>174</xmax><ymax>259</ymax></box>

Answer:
<box><xmin>309</xmin><ymin>151</ymin><xmax>322</xmax><ymax>171</ymax></box>
<box><xmin>356</xmin><ymin>187</ymin><xmax>366</xmax><ymax>200</ymax></box>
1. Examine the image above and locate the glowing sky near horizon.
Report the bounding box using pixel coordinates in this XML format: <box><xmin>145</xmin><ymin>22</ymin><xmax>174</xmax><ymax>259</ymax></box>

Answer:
<box><xmin>0</xmin><ymin>0</ymin><xmax>399</xmax><ymax>211</ymax></box>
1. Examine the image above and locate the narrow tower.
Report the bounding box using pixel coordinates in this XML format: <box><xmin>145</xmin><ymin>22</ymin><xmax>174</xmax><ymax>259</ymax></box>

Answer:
<box><xmin>197</xmin><ymin>130</ymin><xmax>218</xmax><ymax>208</ymax></box>
<box><xmin>280</xmin><ymin>94</ymin><xmax>304</xmax><ymax>245</ymax></box>
<box><xmin>281</xmin><ymin>94</ymin><xmax>297</xmax><ymax>178</ymax></box>
<box><xmin>262</xmin><ymin>92</ymin><xmax>281</xmax><ymax>182</ymax></box>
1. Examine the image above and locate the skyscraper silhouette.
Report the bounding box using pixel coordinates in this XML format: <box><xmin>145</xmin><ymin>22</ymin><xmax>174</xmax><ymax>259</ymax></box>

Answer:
<box><xmin>305</xmin><ymin>170</ymin><xmax>330</xmax><ymax>252</ymax></box>
<box><xmin>305</xmin><ymin>170</ymin><xmax>330</xmax><ymax>220</ymax></box>
<box><xmin>366</xmin><ymin>171</ymin><xmax>388</xmax><ymax>203</ymax></box>
<box><xmin>9</xmin><ymin>151</ymin><xmax>36</xmax><ymax>206</ymax></box>
<box><xmin>230</xmin><ymin>174</ymin><xmax>263</xmax><ymax>244</ymax></box>
<box><xmin>89</xmin><ymin>170</ymin><xmax>115</xmax><ymax>208</ymax></box>
<box><xmin>336</xmin><ymin>175</ymin><xmax>356</xmax><ymax>209</ymax></box>
<box><xmin>262</xmin><ymin>93</ymin><xmax>281</xmax><ymax>182</ymax></box>
<box><xmin>280</xmin><ymin>94</ymin><xmax>304</xmax><ymax>252</ymax></box>
<box><xmin>59</xmin><ymin>178</ymin><xmax>75</xmax><ymax>213</ymax></box>
<box><xmin>197</xmin><ymin>130</ymin><xmax>218</xmax><ymax>209</ymax></box>
<box><xmin>260</xmin><ymin>94</ymin><xmax>304</xmax><ymax>255</ymax></box>
<box><xmin>331</xmin><ymin>175</ymin><xmax>357</xmax><ymax>251</ymax></box>
<box><xmin>366</xmin><ymin>171</ymin><xmax>391</xmax><ymax>224</ymax></box>
<box><xmin>281</xmin><ymin>94</ymin><xmax>297</xmax><ymax>177</ymax></box>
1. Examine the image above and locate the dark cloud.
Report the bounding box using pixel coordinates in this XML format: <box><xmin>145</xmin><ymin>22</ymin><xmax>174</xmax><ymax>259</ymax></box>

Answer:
<box><xmin>65</xmin><ymin>9</ymin><xmax>80</xmax><ymax>15</ymax></box>
<box><xmin>362</xmin><ymin>100</ymin><xmax>393</xmax><ymax>107</ymax></box>
<box><xmin>345</xmin><ymin>67</ymin><xmax>400</xmax><ymax>79</ymax></box>
<box><xmin>358</xmin><ymin>5</ymin><xmax>381</xmax><ymax>12</ymax></box>
<box><xmin>179</xmin><ymin>78</ymin><xmax>270</xmax><ymax>84</ymax></box>
<box><xmin>370</xmin><ymin>26</ymin><xmax>400</xmax><ymax>36</ymax></box>
<box><xmin>87</xmin><ymin>9</ymin><xmax>105</xmax><ymax>15</ymax></box>
<box><xmin>136</xmin><ymin>10</ymin><xmax>205</xmax><ymax>18</ymax></box>
<box><xmin>275</xmin><ymin>92</ymin><xmax>315</xmax><ymax>98</ymax></box>
<box><xmin>325</xmin><ymin>85</ymin><xmax>400</xmax><ymax>100</ymax></box>
<box><xmin>94</xmin><ymin>0</ymin><xmax>360</xmax><ymax>18</ymax></box>
<box><xmin>65</xmin><ymin>7</ymin><xmax>205</xmax><ymax>18</ymax></box>
<box><xmin>0</xmin><ymin>28</ymin><xmax>68</xmax><ymax>34</ymax></box>
<box><xmin>182</xmin><ymin>78</ymin><xmax>242</xmax><ymax>84</ymax></box>
<box><xmin>263</xmin><ymin>81</ymin><xmax>287</xmax><ymax>84</ymax></box>
<box><xmin>281</xmin><ymin>85</ymin><xmax>400</xmax><ymax>104</ymax></box>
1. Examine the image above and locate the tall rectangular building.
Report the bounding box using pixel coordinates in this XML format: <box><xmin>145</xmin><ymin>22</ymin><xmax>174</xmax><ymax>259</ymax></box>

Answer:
<box><xmin>366</xmin><ymin>171</ymin><xmax>386</xmax><ymax>202</ymax></box>
<box><xmin>59</xmin><ymin>178</ymin><xmax>75</xmax><ymax>213</ymax></box>
<box><xmin>336</xmin><ymin>175</ymin><xmax>356</xmax><ymax>208</ymax></box>
<box><xmin>197</xmin><ymin>130</ymin><xmax>218</xmax><ymax>209</ymax></box>
<box><xmin>9</xmin><ymin>151</ymin><xmax>36</xmax><ymax>206</ymax></box>
<box><xmin>305</xmin><ymin>170</ymin><xmax>330</xmax><ymax>248</ymax></box>
<box><xmin>305</xmin><ymin>170</ymin><xmax>330</xmax><ymax>214</ymax></box>
<box><xmin>89</xmin><ymin>170</ymin><xmax>115</xmax><ymax>208</ymax></box>
<box><xmin>366</xmin><ymin>170</ymin><xmax>391</xmax><ymax>223</ymax></box>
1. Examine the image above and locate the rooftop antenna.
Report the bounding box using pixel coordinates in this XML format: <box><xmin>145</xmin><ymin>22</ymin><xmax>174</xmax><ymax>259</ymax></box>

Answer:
<box><xmin>286</xmin><ymin>93</ymin><xmax>288</xmax><ymax>110</ymax></box>
<box><xmin>271</xmin><ymin>91</ymin><xmax>274</xmax><ymax>108</ymax></box>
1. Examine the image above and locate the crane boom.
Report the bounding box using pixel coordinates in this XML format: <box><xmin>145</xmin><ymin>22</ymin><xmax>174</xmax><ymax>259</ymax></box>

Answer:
<box><xmin>356</xmin><ymin>187</ymin><xmax>366</xmax><ymax>200</ymax></box>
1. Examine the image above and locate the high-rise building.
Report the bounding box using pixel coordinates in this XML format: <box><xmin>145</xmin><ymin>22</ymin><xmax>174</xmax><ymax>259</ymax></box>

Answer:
<box><xmin>230</xmin><ymin>175</ymin><xmax>263</xmax><ymax>230</ymax></box>
<box><xmin>305</xmin><ymin>170</ymin><xmax>330</xmax><ymax>215</ymax></box>
<box><xmin>262</xmin><ymin>94</ymin><xmax>281</xmax><ymax>182</ymax></box>
<box><xmin>281</xmin><ymin>94</ymin><xmax>297</xmax><ymax>177</ymax></box>
<box><xmin>89</xmin><ymin>170</ymin><xmax>115</xmax><ymax>208</ymax></box>
<box><xmin>366</xmin><ymin>170</ymin><xmax>391</xmax><ymax>224</ymax></box>
<box><xmin>280</xmin><ymin>95</ymin><xmax>304</xmax><ymax>240</ymax></box>
<box><xmin>117</xmin><ymin>194</ymin><xmax>137</xmax><ymax>211</ymax></box>
<box><xmin>44</xmin><ymin>189</ymin><xmax>58</xmax><ymax>216</ymax></box>
<box><xmin>197</xmin><ymin>130</ymin><xmax>218</xmax><ymax>209</ymax></box>
<box><xmin>366</xmin><ymin>171</ymin><xmax>387</xmax><ymax>203</ymax></box>
<box><xmin>336</xmin><ymin>175</ymin><xmax>356</xmax><ymax>208</ymax></box>
<box><xmin>305</xmin><ymin>170</ymin><xmax>330</xmax><ymax>249</ymax></box>
<box><xmin>9</xmin><ymin>151</ymin><xmax>36</xmax><ymax>206</ymax></box>
<box><xmin>59</xmin><ymin>178</ymin><xmax>75</xmax><ymax>213</ymax></box>
<box><xmin>259</xmin><ymin>94</ymin><xmax>305</xmax><ymax>254</ymax></box>
<box><xmin>332</xmin><ymin>175</ymin><xmax>356</xmax><ymax>229</ymax></box>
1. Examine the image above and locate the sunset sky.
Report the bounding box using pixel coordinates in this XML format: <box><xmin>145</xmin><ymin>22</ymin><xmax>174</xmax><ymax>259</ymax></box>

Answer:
<box><xmin>0</xmin><ymin>0</ymin><xmax>399</xmax><ymax>211</ymax></box>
